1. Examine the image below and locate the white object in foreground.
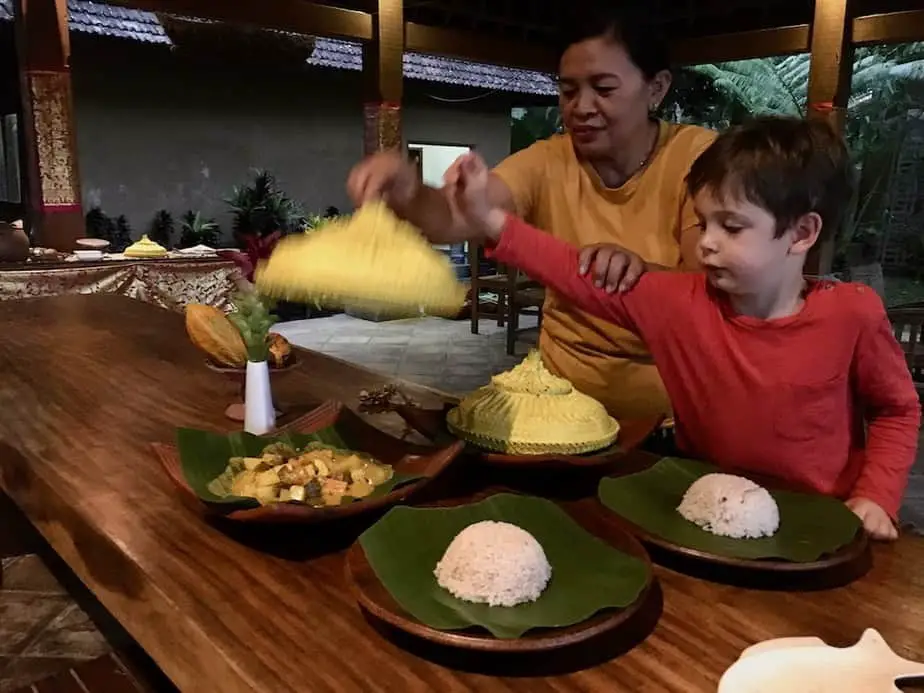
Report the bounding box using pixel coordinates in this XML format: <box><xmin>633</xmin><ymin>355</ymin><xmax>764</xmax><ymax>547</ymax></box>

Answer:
<box><xmin>718</xmin><ymin>628</ymin><xmax>924</xmax><ymax>693</ymax></box>
<box><xmin>434</xmin><ymin>521</ymin><xmax>551</xmax><ymax>607</ymax></box>
<box><xmin>244</xmin><ymin>360</ymin><xmax>276</xmax><ymax>435</ymax></box>
<box><xmin>677</xmin><ymin>473</ymin><xmax>780</xmax><ymax>539</ymax></box>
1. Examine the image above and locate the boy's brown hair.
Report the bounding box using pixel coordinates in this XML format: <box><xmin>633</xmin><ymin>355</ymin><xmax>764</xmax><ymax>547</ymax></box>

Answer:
<box><xmin>686</xmin><ymin>116</ymin><xmax>854</xmax><ymax>239</ymax></box>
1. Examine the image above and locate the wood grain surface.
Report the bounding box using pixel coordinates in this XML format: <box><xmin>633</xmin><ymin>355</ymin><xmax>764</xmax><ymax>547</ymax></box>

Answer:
<box><xmin>1</xmin><ymin>294</ymin><xmax>922</xmax><ymax>693</ymax></box>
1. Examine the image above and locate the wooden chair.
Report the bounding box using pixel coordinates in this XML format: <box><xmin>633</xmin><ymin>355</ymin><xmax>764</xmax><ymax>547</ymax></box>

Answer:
<box><xmin>886</xmin><ymin>305</ymin><xmax>924</xmax><ymax>397</ymax></box>
<box><xmin>467</xmin><ymin>241</ymin><xmax>531</xmax><ymax>334</ymax></box>
<box><xmin>506</xmin><ymin>271</ymin><xmax>546</xmax><ymax>355</ymax></box>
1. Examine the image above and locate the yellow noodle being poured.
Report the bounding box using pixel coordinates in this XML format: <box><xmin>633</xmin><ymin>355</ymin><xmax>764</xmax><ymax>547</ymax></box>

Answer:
<box><xmin>446</xmin><ymin>350</ymin><xmax>620</xmax><ymax>455</ymax></box>
<box><xmin>254</xmin><ymin>202</ymin><xmax>467</xmax><ymax>318</ymax></box>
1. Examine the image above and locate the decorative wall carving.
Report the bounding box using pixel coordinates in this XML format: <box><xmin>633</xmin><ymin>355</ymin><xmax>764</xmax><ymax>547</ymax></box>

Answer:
<box><xmin>363</xmin><ymin>102</ymin><xmax>402</xmax><ymax>155</ymax></box>
<box><xmin>28</xmin><ymin>70</ymin><xmax>80</xmax><ymax>209</ymax></box>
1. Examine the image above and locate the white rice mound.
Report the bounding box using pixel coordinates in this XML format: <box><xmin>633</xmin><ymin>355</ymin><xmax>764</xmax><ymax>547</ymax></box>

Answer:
<box><xmin>434</xmin><ymin>520</ymin><xmax>552</xmax><ymax>607</ymax></box>
<box><xmin>677</xmin><ymin>473</ymin><xmax>780</xmax><ymax>539</ymax></box>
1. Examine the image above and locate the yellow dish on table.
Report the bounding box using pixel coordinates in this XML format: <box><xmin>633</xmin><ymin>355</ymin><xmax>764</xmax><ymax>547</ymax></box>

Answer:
<box><xmin>124</xmin><ymin>234</ymin><xmax>167</xmax><ymax>259</ymax></box>
<box><xmin>446</xmin><ymin>350</ymin><xmax>620</xmax><ymax>455</ymax></box>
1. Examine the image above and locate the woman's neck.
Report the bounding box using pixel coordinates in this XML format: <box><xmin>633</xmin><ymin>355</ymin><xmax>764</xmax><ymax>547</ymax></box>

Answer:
<box><xmin>590</xmin><ymin>119</ymin><xmax>660</xmax><ymax>189</ymax></box>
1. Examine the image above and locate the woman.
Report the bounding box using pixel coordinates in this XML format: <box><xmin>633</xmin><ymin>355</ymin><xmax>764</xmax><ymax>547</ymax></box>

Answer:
<box><xmin>347</xmin><ymin>9</ymin><xmax>716</xmax><ymax>421</ymax></box>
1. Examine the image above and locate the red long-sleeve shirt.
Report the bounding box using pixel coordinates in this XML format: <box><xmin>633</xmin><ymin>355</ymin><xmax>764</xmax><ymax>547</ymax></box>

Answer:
<box><xmin>492</xmin><ymin>215</ymin><xmax>920</xmax><ymax>518</ymax></box>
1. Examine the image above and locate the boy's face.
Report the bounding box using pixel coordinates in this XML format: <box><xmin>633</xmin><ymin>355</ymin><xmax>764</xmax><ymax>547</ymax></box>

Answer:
<box><xmin>692</xmin><ymin>187</ymin><xmax>809</xmax><ymax>296</ymax></box>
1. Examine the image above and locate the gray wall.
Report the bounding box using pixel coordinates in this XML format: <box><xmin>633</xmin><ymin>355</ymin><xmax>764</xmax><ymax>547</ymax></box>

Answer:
<box><xmin>68</xmin><ymin>37</ymin><xmax>519</xmax><ymax>240</ymax></box>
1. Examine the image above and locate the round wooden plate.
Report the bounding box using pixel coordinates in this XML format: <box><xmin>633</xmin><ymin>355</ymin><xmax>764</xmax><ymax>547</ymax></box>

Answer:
<box><xmin>615</xmin><ymin>515</ymin><xmax>870</xmax><ymax>575</ymax></box>
<box><xmin>344</xmin><ymin>499</ymin><xmax>658</xmax><ymax>653</ymax></box>
<box><xmin>599</xmin><ymin>462</ymin><xmax>872</xmax><ymax>584</ymax></box>
<box><xmin>151</xmin><ymin>400</ymin><xmax>465</xmax><ymax>525</ymax></box>
<box><xmin>203</xmin><ymin>355</ymin><xmax>300</xmax><ymax>376</ymax></box>
<box><xmin>393</xmin><ymin>403</ymin><xmax>660</xmax><ymax>470</ymax></box>
<box><xmin>205</xmin><ymin>357</ymin><xmax>301</xmax><ymax>420</ymax></box>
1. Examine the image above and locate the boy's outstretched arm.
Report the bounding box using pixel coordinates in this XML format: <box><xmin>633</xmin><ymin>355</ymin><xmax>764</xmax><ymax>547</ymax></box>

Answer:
<box><xmin>448</xmin><ymin>151</ymin><xmax>658</xmax><ymax>335</ymax></box>
<box><xmin>487</xmin><ymin>214</ymin><xmax>643</xmax><ymax>332</ymax></box>
<box><xmin>850</xmin><ymin>301</ymin><xmax>921</xmax><ymax>537</ymax></box>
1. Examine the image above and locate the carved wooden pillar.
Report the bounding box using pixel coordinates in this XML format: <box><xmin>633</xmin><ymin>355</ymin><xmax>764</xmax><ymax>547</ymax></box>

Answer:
<box><xmin>362</xmin><ymin>0</ymin><xmax>403</xmax><ymax>155</ymax></box>
<box><xmin>14</xmin><ymin>0</ymin><xmax>83</xmax><ymax>251</ymax></box>
<box><xmin>805</xmin><ymin>0</ymin><xmax>854</xmax><ymax>276</ymax></box>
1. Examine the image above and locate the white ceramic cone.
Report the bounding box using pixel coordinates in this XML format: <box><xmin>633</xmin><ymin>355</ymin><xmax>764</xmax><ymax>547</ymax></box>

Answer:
<box><xmin>244</xmin><ymin>360</ymin><xmax>276</xmax><ymax>435</ymax></box>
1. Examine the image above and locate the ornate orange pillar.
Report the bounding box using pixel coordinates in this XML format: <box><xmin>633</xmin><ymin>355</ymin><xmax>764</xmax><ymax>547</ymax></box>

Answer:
<box><xmin>362</xmin><ymin>0</ymin><xmax>404</xmax><ymax>155</ymax></box>
<box><xmin>14</xmin><ymin>0</ymin><xmax>83</xmax><ymax>251</ymax></box>
<box><xmin>363</xmin><ymin>101</ymin><xmax>402</xmax><ymax>153</ymax></box>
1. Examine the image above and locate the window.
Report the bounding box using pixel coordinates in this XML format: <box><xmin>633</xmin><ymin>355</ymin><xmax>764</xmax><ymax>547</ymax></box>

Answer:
<box><xmin>0</xmin><ymin>113</ymin><xmax>21</xmax><ymax>203</ymax></box>
<box><xmin>510</xmin><ymin>106</ymin><xmax>561</xmax><ymax>154</ymax></box>
<box><xmin>407</xmin><ymin>142</ymin><xmax>471</xmax><ymax>262</ymax></box>
<box><xmin>841</xmin><ymin>42</ymin><xmax>924</xmax><ymax>307</ymax></box>
<box><xmin>407</xmin><ymin>142</ymin><xmax>471</xmax><ymax>187</ymax></box>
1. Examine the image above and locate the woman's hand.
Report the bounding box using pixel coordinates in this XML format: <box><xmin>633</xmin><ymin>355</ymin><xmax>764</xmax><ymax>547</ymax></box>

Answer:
<box><xmin>346</xmin><ymin>150</ymin><xmax>420</xmax><ymax>209</ymax></box>
<box><xmin>578</xmin><ymin>243</ymin><xmax>647</xmax><ymax>293</ymax></box>
<box><xmin>446</xmin><ymin>153</ymin><xmax>506</xmax><ymax>241</ymax></box>
<box><xmin>846</xmin><ymin>497</ymin><xmax>899</xmax><ymax>541</ymax></box>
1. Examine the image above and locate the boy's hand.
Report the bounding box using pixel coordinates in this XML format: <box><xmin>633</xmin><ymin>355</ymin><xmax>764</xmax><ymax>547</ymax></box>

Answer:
<box><xmin>578</xmin><ymin>243</ymin><xmax>647</xmax><ymax>293</ymax></box>
<box><xmin>445</xmin><ymin>153</ymin><xmax>506</xmax><ymax>241</ymax></box>
<box><xmin>846</xmin><ymin>497</ymin><xmax>899</xmax><ymax>541</ymax></box>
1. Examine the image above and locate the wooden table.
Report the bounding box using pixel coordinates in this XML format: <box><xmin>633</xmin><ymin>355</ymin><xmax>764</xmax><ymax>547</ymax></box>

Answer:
<box><xmin>1</xmin><ymin>294</ymin><xmax>922</xmax><ymax>693</ymax></box>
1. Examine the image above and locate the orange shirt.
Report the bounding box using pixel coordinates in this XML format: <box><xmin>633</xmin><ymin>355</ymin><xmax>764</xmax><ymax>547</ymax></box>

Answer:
<box><xmin>493</xmin><ymin>121</ymin><xmax>717</xmax><ymax>419</ymax></box>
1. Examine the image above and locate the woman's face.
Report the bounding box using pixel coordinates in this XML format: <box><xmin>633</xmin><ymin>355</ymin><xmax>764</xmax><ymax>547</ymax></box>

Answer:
<box><xmin>558</xmin><ymin>37</ymin><xmax>667</xmax><ymax>159</ymax></box>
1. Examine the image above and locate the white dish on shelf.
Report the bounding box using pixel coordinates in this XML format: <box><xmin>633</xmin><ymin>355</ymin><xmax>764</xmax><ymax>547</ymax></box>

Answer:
<box><xmin>718</xmin><ymin>629</ymin><xmax>924</xmax><ymax>693</ymax></box>
<box><xmin>175</xmin><ymin>244</ymin><xmax>217</xmax><ymax>256</ymax></box>
<box><xmin>74</xmin><ymin>250</ymin><xmax>104</xmax><ymax>261</ymax></box>
<box><xmin>75</xmin><ymin>238</ymin><xmax>109</xmax><ymax>250</ymax></box>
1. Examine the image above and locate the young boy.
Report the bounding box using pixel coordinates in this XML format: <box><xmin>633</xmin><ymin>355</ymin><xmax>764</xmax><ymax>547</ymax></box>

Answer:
<box><xmin>447</xmin><ymin>116</ymin><xmax>919</xmax><ymax>541</ymax></box>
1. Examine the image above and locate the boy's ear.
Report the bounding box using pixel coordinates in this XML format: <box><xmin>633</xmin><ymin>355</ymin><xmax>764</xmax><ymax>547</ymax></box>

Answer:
<box><xmin>788</xmin><ymin>212</ymin><xmax>823</xmax><ymax>256</ymax></box>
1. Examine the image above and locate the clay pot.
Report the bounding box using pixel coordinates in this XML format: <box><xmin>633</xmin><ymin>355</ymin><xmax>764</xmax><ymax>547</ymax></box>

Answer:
<box><xmin>0</xmin><ymin>220</ymin><xmax>29</xmax><ymax>262</ymax></box>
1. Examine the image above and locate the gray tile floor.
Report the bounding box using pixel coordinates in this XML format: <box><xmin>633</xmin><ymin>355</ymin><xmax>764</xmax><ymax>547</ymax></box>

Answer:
<box><xmin>274</xmin><ymin>312</ymin><xmax>924</xmax><ymax>532</ymax></box>
<box><xmin>273</xmin><ymin>313</ymin><xmax>539</xmax><ymax>395</ymax></box>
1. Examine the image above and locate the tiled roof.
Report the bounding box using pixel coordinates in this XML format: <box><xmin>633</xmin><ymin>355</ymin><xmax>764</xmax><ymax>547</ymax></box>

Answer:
<box><xmin>308</xmin><ymin>37</ymin><xmax>557</xmax><ymax>96</ymax></box>
<box><xmin>0</xmin><ymin>1</ymin><xmax>556</xmax><ymax>96</ymax></box>
<box><xmin>0</xmin><ymin>1</ymin><xmax>171</xmax><ymax>43</ymax></box>
<box><xmin>69</xmin><ymin>0</ymin><xmax>170</xmax><ymax>44</ymax></box>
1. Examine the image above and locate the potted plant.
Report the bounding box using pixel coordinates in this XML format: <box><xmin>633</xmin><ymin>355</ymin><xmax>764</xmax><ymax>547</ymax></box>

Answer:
<box><xmin>226</xmin><ymin>169</ymin><xmax>307</xmax><ymax>245</ymax></box>
<box><xmin>178</xmin><ymin>211</ymin><xmax>220</xmax><ymax>249</ymax></box>
<box><xmin>148</xmin><ymin>210</ymin><xmax>175</xmax><ymax>249</ymax></box>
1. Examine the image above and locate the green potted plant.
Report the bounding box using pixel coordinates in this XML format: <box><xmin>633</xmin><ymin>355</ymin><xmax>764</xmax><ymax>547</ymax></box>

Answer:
<box><xmin>148</xmin><ymin>210</ymin><xmax>175</xmax><ymax>249</ymax></box>
<box><xmin>178</xmin><ymin>211</ymin><xmax>220</xmax><ymax>249</ymax></box>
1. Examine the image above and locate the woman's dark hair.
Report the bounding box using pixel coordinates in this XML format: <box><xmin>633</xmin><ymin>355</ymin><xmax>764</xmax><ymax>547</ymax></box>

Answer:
<box><xmin>559</xmin><ymin>7</ymin><xmax>670</xmax><ymax>80</ymax></box>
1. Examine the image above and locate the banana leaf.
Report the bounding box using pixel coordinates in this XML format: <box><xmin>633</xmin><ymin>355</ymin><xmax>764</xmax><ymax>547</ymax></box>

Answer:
<box><xmin>358</xmin><ymin>493</ymin><xmax>650</xmax><ymax>639</ymax></box>
<box><xmin>175</xmin><ymin>426</ymin><xmax>423</xmax><ymax>509</ymax></box>
<box><xmin>598</xmin><ymin>458</ymin><xmax>861</xmax><ymax>563</ymax></box>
